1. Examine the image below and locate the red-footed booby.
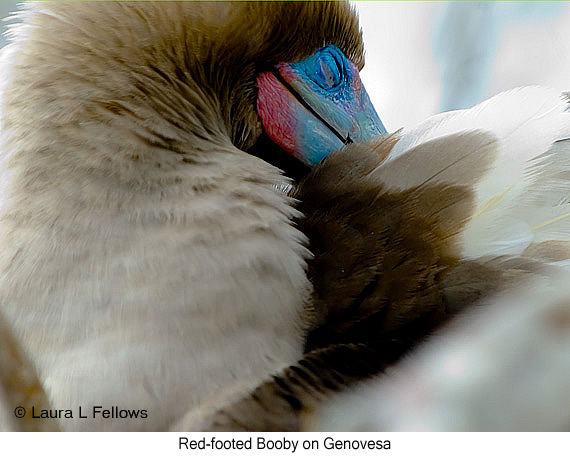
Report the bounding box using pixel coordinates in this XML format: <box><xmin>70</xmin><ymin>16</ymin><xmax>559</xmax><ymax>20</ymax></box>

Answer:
<box><xmin>1</xmin><ymin>1</ymin><xmax>569</xmax><ymax>433</ymax></box>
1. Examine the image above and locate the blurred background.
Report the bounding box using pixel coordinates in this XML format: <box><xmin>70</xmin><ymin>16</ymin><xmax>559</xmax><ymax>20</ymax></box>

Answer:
<box><xmin>354</xmin><ymin>1</ymin><xmax>570</xmax><ymax>130</ymax></box>
<box><xmin>1</xmin><ymin>1</ymin><xmax>569</xmax><ymax>131</ymax></box>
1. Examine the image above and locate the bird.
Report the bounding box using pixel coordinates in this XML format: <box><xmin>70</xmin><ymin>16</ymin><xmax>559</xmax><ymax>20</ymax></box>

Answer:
<box><xmin>184</xmin><ymin>86</ymin><xmax>570</xmax><ymax>431</ymax></box>
<box><xmin>0</xmin><ymin>1</ymin><xmax>391</xmax><ymax>431</ymax></box>
<box><xmin>1</xmin><ymin>2</ymin><xmax>569</xmax><ymax>433</ymax></box>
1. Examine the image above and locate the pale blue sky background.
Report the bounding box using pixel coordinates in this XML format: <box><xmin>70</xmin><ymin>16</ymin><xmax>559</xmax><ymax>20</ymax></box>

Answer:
<box><xmin>2</xmin><ymin>2</ymin><xmax>569</xmax><ymax>131</ymax></box>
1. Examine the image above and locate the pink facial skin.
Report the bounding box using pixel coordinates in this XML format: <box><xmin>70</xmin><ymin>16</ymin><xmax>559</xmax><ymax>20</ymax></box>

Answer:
<box><xmin>256</xmin><ymin>71</ymin><xmax>300</xmax><ymax>158</ymax></box>
<box><xmin>257</xmin><ymin>71</ymin><xmax>344</xmax><ymax>166</ymax></box>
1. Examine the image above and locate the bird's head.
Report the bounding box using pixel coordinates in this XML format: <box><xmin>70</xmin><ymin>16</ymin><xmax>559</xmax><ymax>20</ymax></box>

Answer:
<box><xmin>6</xmin><ymin>2</ymin><xmax>384</xmax><ymax>181</ymax></box>
<box><xmin>170</xmin><ymin>1</ymin><xmax>387</xmax><ymax>174</ymax></box>
<box><xmin>251</xmin><ymin>9</ymin><xmax>386</xmax><ymax>170</ymax></box>
<box><xmin>238</xmin><ymin>3</ymin><xmax>386</xmax><ymax>171</ymax></box>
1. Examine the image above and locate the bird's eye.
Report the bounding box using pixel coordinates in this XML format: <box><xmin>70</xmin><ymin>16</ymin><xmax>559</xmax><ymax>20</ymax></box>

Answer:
<box><xmin>305</xmin><ymin>46</ymin><xmax>344</xmax><ymax>91</ymax></box>
<box><xmin>315</xmin><ymin>50</ymin><xmax>342</xmax><ymax>90</ymax></box>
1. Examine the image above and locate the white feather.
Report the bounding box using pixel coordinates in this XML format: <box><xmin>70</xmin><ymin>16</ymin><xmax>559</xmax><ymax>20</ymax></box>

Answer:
<box><xmin>389</xmin><ymin>87</ymin><xmax>570</xmax><ymax>260</ymax></box>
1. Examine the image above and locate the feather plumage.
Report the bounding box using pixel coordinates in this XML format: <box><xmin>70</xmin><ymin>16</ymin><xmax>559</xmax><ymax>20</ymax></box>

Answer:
<box><xmin>391</xmin><ymin>87</ymin><xmax>570</xmax><ymax>260</ymax></box>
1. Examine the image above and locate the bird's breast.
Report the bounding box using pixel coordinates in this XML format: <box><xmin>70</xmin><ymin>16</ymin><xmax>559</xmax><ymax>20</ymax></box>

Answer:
<box><xmin>0</xmin><ymin>157</ymin><xmax>311</xmax><ymax>430</ymax></box>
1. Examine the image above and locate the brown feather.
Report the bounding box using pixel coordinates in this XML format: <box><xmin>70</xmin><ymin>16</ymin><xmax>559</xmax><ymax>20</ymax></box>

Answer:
<box><xmin>296</xmin><ymin>135</ymin><xmax>489</xmax><ymax>349</ymax></box>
